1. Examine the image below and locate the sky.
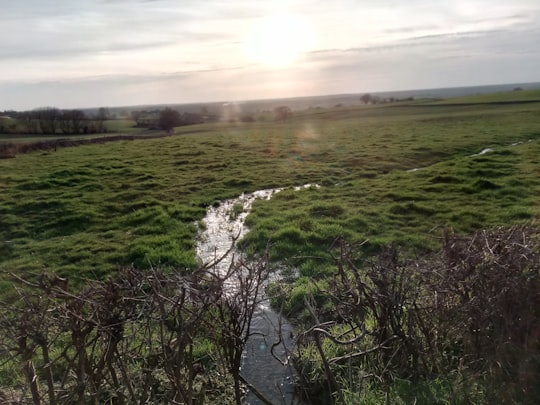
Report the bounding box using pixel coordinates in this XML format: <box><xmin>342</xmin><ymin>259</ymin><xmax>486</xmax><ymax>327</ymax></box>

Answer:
<box><xmin>1</xmin><ymin>0</ymin><xmax>540</xmax><ymax>110</ymax></box>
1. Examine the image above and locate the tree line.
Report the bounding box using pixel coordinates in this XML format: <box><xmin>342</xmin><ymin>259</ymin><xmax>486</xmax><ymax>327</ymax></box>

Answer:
<box><xmin>0</xmin><ymin>107</ymin><xmax>109</xmax><ymax>135</ymax></box>
<box><xmin>132</xmin><ymin>108</ymin><xmax>216</xmax><ymax>131</ymax></box>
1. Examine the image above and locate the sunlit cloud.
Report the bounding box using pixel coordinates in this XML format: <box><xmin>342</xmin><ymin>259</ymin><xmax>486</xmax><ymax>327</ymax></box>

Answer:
<box><xmin>0</xmin><ymin>0</ymin><xmax>539</xmax><ymax>110</ymax></box>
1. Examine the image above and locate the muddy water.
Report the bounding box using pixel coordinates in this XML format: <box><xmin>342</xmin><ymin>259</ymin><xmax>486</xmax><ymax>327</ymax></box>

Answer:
<box><xmin>196</xmin><ymin>186</ymin><xmax>316</xmax><ymax>404</ymax></box>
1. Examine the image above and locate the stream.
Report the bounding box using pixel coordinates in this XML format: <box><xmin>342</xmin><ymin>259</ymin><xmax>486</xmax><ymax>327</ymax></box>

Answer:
<box><xmin>196</xmin><ymin>186</ymin><xmax>316</xmax><ymax>404</ymax></box>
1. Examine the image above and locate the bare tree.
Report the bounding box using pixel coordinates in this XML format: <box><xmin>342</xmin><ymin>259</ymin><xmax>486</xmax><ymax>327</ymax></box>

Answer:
<box><xmin>0</xmin><ymin>243</ymin><xmax>274</xmax><ymax>404</ymax></box>
<box><xmin>59</xmin><ymin>110</ymin><xmax>86</xmax><ymax>134</ymax></box>
<box><xmin>159</xmin><ymin>108</ymin><xmax>181</xmax><ymax>131</ymax></box>
<box><xmin>360</xmin><ymin>93</ymin><xmax>372</xmax><ymax>104</ymax></box>
<box><xmin>21</xmin><ymin>111</ymin><xmax>39</xmax><ymax>134</ymax></box>
<box><xmin>35</xmin><ymin>107</ymin><xmax>60</xmax><ymax>134</ymax></box>
<box><xmin>94</xmin><ymin>107</ymin><xmax>110</xmax><ymax>133</ymax></box>
<box><xmin>274</xmin><ymin>106</ymin><xmax>292</xmax><ymax>121</ymax></box>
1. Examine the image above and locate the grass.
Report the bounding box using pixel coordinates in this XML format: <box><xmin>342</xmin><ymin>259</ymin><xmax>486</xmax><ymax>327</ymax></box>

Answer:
<box><xmin>242</xmin><ymin>144</ymin><xmax>540</xmax><ymax>285</ymax></box>
<box><xmin>1</xmin><ymin>99</ymin><xmax>539</xmax><ymax>285</ymax></box>
<box><xmin>428</xmin><ymin>88</ymin><xmax>540</xmax><ymax>104</ymax></box>
<box><xmin>1</xmin><ymin>93</ymin><xmax>540</xmax><ymax>403</ymax></box>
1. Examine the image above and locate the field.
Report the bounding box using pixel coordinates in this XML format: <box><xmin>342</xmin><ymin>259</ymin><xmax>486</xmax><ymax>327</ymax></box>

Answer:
<box><xmin>429</xmin><ymin>88</ymin><xmax>540</xmax><ymax>104</ymax></box>
<box><xmin>1</xmin><ymin>94</ymin><xmax>539</xmax><ymax>402</ymax></box>
<box><xmin>2</xmin><ymin>99</ymin><xmax>539</xmax><ymax>282</ymax></box>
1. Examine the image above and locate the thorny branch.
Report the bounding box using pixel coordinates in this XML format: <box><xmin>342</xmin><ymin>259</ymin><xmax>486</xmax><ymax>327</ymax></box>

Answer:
<box><xmin>0</xmin><ymin>243</ymin><xmax>273</xmax><ymax>405</ymax></box>
<box><xmin>293</xmin><ymin>226</ymin><xmax>540</xmax><ymax>402</ymax></box>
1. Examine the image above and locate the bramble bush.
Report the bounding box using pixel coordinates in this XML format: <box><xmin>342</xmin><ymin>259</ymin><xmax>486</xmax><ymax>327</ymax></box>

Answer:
<box><xmin>291</xmin><ymin>225</ymin><xmax>540</xmax><ymax>404</ymax></box>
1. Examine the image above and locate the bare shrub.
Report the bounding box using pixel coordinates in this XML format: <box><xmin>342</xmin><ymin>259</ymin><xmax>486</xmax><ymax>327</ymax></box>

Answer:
<box><xmin>0</xmin><ymin>250</ymin><xmax>270</xmax><ymax>404</ymax></box>
<box><xmin>294</xmin><ymin>226</ymin><xmax>540</xmax><ymax>403</ymax></box>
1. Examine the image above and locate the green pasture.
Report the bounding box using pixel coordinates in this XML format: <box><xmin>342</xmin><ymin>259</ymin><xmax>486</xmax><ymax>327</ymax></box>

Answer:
<box><xmin>1</xmin><ymin>94</ymin><xmax>540</xmax><ymax>403</ymax></box>
<box><xmin>0</xmin><ymin>98</ymin><xmax>539</xmax><ymax>286</ymax></box>
<box><xmin>428</xmin><ymin>88</ymin><xmax>540</xmax><ymax>104</ymax></box>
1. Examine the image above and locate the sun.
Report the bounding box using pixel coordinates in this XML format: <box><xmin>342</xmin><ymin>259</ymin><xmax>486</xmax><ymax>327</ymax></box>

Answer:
<box><xmin>244</xmin><ymin>14</ymin><xmax>313</xmax><ymax>68</ymax></box>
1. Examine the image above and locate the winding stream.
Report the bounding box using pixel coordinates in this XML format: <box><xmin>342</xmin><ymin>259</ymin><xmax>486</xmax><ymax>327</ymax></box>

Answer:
<box><xmin>195</xmin><ymin>138</ymin><xmax>537</xmax><ymax>402</ymax></box>
<box><xmin>196</xmin><ymin>186</ymin><xmax>316</xmax><ymax>404</ymax></box>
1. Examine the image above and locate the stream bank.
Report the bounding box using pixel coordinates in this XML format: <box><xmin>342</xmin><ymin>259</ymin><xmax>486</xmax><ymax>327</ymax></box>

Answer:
<box><xmin>196</xmin><ymin>186</ymin><xmax>317</xmax><ymax>404</ymax></box>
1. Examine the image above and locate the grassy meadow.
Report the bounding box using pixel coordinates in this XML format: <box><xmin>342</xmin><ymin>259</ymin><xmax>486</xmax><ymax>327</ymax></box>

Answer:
<box><xmin>1</xmin><ymin>98</ymin><xmax>539</xmax><ymax>286</ymax></box>
<box><xmin>429</xmin><ymin>88</ymin><xmax>540</xmax><ymax>104</ymax></box>
<box><xmin>1</xmin><ymin>94</ymin><xmax>539</xmax><ymax>403</ymax></box>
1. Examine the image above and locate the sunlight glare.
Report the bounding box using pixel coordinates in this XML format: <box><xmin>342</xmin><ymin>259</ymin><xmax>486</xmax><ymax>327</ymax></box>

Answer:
<box><xmin>244</xmin><ymin>14</ymin><xmax>314</xmax><ymax>68</ymax></box>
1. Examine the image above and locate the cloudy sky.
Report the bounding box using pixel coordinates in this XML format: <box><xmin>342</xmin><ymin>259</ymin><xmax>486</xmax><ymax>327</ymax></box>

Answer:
<box><xmin>1</xmin><ymin>0</ymin><xmax>539</xmax><ymax>110</ymax></box>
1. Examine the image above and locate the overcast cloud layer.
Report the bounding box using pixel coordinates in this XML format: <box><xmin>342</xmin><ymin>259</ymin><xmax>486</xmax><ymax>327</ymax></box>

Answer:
<box><xmin>1</xmin><ymin>0</ymin><xmax>539</xmax><ymax>110</ymax></box>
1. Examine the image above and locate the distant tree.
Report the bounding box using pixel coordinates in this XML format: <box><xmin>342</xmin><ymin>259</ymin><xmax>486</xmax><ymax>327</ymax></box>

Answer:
<box><xmin>182</xmin><ymin>113</ymin><xmax>204</xmax><ymax>125</ymax></box>
<box><xmin>158</xmin><ymin>108</ymin><xmax>181</xmax><ymax>131</ymax></box>
<box><xmin>70</xmin><ymin>109</ymin><xmax>86</xmax><ymax>134</ymax></box>
<box><xmin>35</xmin><ymin>107</ymin><xmax>60</xmax><ymax>134</ymax></box>
<box><xmin>274</xmin><ymin>106</ymin><xmax>292</xmax><ymax>121</ymax></box>
<box><xmin>96</xmin><ymin>107</ymin><xmax>110</xmax><ymax>120</ymax></box>
<box><xmin>21</xmin><ymin>111</ymin><xmax>39</xmax><ymax>134</ymax></box>
<box><xmin>240</xmin><ymin>114</ymin><xmax>255</xmax><ymax>123</ymax></box>
<box><xmin>131</xmin><ymin>110</ymin><xmax>143</xmax><ymax>121</ymax></box>
<box><xmin>93</xmin><ymin>107</ymin><xmax>109</xmax><ymax>133</ymax></box>
<box><xmin>58</xmin><ymin>111</ymin><xmax>71</xmax><ymax>134</ymax></box>
<box><xmin>59</xmin><ymin>109</ymin><xmax>86</xmax><ymax>134</ymax></box>
<box><xmin>360</xmin><ymin>93</ymin><xmax>372</xmax><ymax>104</ymax></box>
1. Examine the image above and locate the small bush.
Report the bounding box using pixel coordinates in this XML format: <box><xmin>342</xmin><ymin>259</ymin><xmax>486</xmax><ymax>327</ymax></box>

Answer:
<box><xmin>292</xmin><ymin>226</ymin><xmax>540</xmax><ymax>404</ymax></box>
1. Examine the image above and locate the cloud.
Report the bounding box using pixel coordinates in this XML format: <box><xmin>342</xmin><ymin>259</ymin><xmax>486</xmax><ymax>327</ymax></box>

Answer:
<box><xmin>0</xmin><ymin>0</ymin><xmax>220</xmax><ymax>60</ymax></box>
<box><xmin>385</xmin><ymin>25</ymin><xmax>441</xmax><ymax>35</ymax></box>
<box><xmin>297</xmin><ymin>21</ymin><xmax>540</xmax><ymax>96</ymax></box>
<box><xmin>0</xmin><ymin>41</ymin><xmax>175</xmax><ymax>61</ymax></box>
<box><xmin>1</xmin><ymin>0</ymin><xmax>539</xmax><ymax>110</ymax></box>
<box><xmin>305</xmin><ymin>30</ymin><xmax>494</xmax><ymax>63</ymax></box>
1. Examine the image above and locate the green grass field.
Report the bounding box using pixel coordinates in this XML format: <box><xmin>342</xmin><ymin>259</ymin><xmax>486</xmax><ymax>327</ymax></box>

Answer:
<box><xmin>1</xmin><ymin>93</ymin><xmax>539</xmax><ymax>403</ymax></box>
<box><xmin>428</xmin><ymin>88</ymin><xmax>540</xmax><ymax>104</ymax></box>
<box><xmin>1</xmin><ymin>98</ymin><xmax>539</xmax><ymax>285</ymax></box>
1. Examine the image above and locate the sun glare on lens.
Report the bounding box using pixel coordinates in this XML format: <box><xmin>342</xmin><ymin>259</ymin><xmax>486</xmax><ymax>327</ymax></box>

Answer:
<box><xmin>244</xmin><ymin>14</ymin><xmax>314</xmax><ymax>68</ymax></box>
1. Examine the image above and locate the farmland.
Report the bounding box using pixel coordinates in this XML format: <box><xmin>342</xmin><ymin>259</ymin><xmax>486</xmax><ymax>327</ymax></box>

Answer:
<box><xmin>1</xmin><ymin>98</ymin><xmax>539</xmax><ymax>283</ymax></box>
<box><xmin>1</xmin><ymin>94</ymin><xmax>539</xmax><ymax>403</ymax></box>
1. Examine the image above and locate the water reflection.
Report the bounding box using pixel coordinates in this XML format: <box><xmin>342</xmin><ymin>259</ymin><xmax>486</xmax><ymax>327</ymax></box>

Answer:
<box><xmin>196</xmin><ymin>186</ymin><xmax>317</xmax><ymax>404</ymax></box>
